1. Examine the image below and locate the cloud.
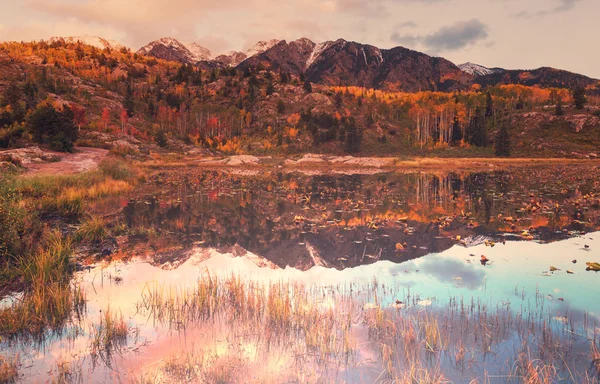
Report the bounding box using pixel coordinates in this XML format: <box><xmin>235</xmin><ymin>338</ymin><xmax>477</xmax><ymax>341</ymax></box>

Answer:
<box><xmin>515</xmin><ymin>0</ymin><xmax>583</xmax><ymax>18</ymax></box>
<box><xmin>418</xmin><ymin>256</ymin><xmax>486</xmax><ymax>289</ymax></box>
<box><xmin>396</xmin><ymin>21</ymin><xmax>418</xmax><ymax>29</ymax></box>
<box><xmin>390</xmin><ymin>32</ymin><xmax>421</xmax><ymax>47</ymax></box>
<box><xmin>26</xmin><ymin>0</ymin><xmax>272</xmax><ymax>48</ymax></box>
<box><xmin>391</xmin><ymin>18</ymin><xmax>489</xmax><ymax>52</ymax></box>
<box><xmin>423</xmin><ymin>19</ymin><xmax>488</xmax><ymax>51</ymax></box>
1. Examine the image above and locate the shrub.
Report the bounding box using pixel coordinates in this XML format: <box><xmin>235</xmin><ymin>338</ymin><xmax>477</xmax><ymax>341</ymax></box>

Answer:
<box><xmin>0</xmin><ymin>123</ymin><xmax>25</xmax><ymax>148</ymax></box>
<box><xmin>154</xmin><ymin>130</ymin><xmax>168</xmax><ymax>148</ymax></box>
<box><xmin>99</xmin><ymin>158</ymin><xmax>133</xmax><ymax>180</ymax></box>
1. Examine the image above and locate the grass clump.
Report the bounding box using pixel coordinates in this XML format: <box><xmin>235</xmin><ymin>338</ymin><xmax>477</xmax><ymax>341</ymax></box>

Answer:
<box><xmin>99</xmin><ymin>157</ymin><xmax>134</xmax><ymax>181</ymax></box>
<box><xmin>90</xmin><ymin>307</ymin><xmax>129</xmax><ymax>367</ymax></box>
<box><xmin>75</xmin><ymin>216</ymin><xmax>109</xmax><ymax>243</ymax></box>
<box><xmin>0</xmin><ymin>354</ymin><xmax>19</xmax><ymax>384</ymax></box>
<box><xmin>0</xmin><ymin>232</ymin><xmax>86</xmax><ymax>338</ymax></box>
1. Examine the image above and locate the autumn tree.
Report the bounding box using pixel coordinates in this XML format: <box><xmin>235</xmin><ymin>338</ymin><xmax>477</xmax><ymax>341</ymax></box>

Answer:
<box><xmin>101</xmin><ymin>108</ymin><xmax>111</xmax><ymax>130</ymax></box>
<box><xmin>572</xmin><ymin>86</ymin><xmax>587</xmax><ymax>110</ymax></box>
<box><xmin>71</xmin><ymin>104</ymin><xmax>87</xmax><ymax>131</ymax></box>
<box><xmin>120</xmin><ymin>109</ymin><xmax>129</xmax><ymax>133</ymax></box>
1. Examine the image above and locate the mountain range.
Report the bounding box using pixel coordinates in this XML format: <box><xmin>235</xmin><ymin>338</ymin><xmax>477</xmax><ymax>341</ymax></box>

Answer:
<box><xmin>43</xmin><ymin>35</ymin><xmax>598</xmax><ymax>92</ymax></box>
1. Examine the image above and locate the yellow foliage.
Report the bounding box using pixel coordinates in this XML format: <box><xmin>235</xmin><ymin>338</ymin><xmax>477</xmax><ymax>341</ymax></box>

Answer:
<box><xmin>286</xmin><ymin>113</ymin><xmax>301</xmax><ymax>127</ymax></box>
<box><xmin>216</xmin><ymin>137</ymin><xmax>243</xmax><ymax>154</ymax></box>
<box><xmin>285</xmin><ymin>127</ymin><xmax>299</xmax><ymax>139</ymax></box>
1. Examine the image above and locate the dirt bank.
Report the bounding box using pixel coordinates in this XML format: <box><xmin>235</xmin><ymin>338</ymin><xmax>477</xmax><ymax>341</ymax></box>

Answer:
<box><xmin>24</xmin><ymin>147</ymin><xmax>109</xmax><ymax>176</ymax></box>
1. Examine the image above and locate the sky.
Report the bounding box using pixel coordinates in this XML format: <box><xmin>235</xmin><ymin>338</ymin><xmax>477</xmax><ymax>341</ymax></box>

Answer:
<box><xmin>0</xmin><ymin>0</ymin><xmax>597</xmax><ymax>78</ymax></box>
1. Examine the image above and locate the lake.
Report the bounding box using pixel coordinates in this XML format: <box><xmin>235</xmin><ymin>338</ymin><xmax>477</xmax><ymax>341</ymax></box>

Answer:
<box><xmin>2</xmin><ymin>164</ymin><xmax>600</xmax><ymax>383</ymax></box>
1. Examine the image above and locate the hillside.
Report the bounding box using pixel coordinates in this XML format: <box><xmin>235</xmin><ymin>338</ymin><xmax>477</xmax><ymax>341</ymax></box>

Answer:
<box><xmin>0</xmin><ymin>38</ymin><xmax>599</xmax><ymax>164</ymax></box>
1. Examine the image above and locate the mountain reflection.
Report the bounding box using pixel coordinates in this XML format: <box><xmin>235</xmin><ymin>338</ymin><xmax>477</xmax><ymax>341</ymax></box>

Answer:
<box><xmin>120</xmin><ymin>166</ymin><xmax>600</xmax><ymax>270</ymax></box>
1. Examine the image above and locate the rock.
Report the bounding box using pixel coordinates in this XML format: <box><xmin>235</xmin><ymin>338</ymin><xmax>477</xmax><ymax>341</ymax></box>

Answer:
<box><xmin>296</xmin><ymin>154</ymin><xmax>327</xmax><ymax>163</ymax></box>
<box><xmin>565</xmin><ymin>114</ymin><xmax>599</xmax><ymax>133</ymax></box>
<box><xmin>225</xmin><ymin>155</ymin><xmax>261</xmax><ymax>166</ymax></box>
<box><xmin>330</xmin><ymin>156</ymin><xmax>394</xmax><ymax>168</ymax></box>
<box><xmin>0</xmin><ymin>147</ymin><xmax>45</xmax><ymax>165</ymax></box>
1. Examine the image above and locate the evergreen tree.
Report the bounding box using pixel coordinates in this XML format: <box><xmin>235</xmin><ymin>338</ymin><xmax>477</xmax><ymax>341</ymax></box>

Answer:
<box><xmin>494</xmin><ymin>122</ymin><xmax>511</xmax><ymax>157</ymax></box>
<box><xmin>451</xmin><ymin>115</ymin><xmax>462</xmax><ymax>144</ymax></box>
<box><xmin>303</xmin><ymin>79</ymin><xmax>312</xmax><ymax>93</ymax></box>
<box><xmin>154</xmin><ymin>129</ymin><xmax>168</xmax><ymax>147</ymax></box>
<box><xmin>573</xmin><ymin>86</ymin><xmax>587</xmax><ymax>110</ymax></box>
<box><xmin>266</xmin><ymin>81</ymin><xmax>275</xmax><ymax>96</ymax></box>
<box><xmin>334</xmin><ymin>92</ymin><xmax>343</xmax><ymax>108</ymax></box>
<box><xmin>466</xmin><ymin>108</ymin><xmax>487</xmax><ymax>147</ymax></box>
<box><xmin>342</xmin><ymin>117</ymin><xmax>361</xmax><ymax>153</ymax></box>
<box><xmin>485</xmin><ymin>91</ymin><xmax>494</xmax><ymax>118</ymax></box>
<box><xmin>28</xmin><ymin>104</ymin><xmax>78</xmax><ymax>152</ymax></box>
<box><xmin>555</xmin><ymin>98</ymin><xmax>564</xmax><ymax>116</ymax></box>
<box><xmin>276</xmin><ymin>100</ymin><xmax>285</xmax><ymax>114</ymax></box>
<box><xmin>123</xmin><ymin>81</ymin><xmax>135</xmax><ymax>117</ymax></box>
<box><xmin>515</xmin><ymin>97</ymin><xmax>524</xmax><ymax>110</ymax></box>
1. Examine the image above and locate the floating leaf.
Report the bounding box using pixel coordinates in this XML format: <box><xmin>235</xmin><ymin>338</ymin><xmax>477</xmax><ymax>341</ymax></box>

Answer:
<box><xmin>586</xmin><ymin>262</ymin><xmax>600</xmax><ymax>271</ymax></box>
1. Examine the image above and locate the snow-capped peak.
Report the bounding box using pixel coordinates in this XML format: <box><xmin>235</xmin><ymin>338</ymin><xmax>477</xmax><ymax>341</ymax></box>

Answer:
<box><xmin>305</xmin><ymin>41</ymin><xmax>332</xmax><ymax>70</ymax></box>
<box><xmin>137</xmin><ymin>37</ymin><xmax>212</xmax><ymax>63</ymax></box>
<box><xmin>214</xmin><ymin>39</ymin><xmax>282</xmax><ymax>67</ymax></box>
<box><xmin>458</xmin><ymin>62</ymin><xmax>503</xmax><ymax>76</ymax></box>
<box><xmin>49</xmin><ymin>36</ymin><xmax>126</xmax><ymax>51</ymax></box>
<box><xmin>244</xmin><ymin>39</ymin><xmax>282</xmax><ymax>58</ymax></box>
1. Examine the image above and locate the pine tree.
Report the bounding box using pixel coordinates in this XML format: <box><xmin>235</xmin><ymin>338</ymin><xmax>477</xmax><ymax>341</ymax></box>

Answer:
<box><xmin>342</xmin><ymin>117</ymin><xmax>361</xmax><ymax>153</ymax></box>
<box><xmin>466</xmin><ymin>108</ymin><xmax>487</xmax><ymax>147</ymax></box>
<box><xmin>276</xmin><ymin>100</ymin><xmax>285</xmax><ymax>114</ymax></box>
<box><xmin>303</xmin><ymin>79</ymin><xmax>312</xmax><ymax>94</ymax></box>
<box><xmin>123</xmin><ymin>81</ymin><xmax>135</xmax><ymax>117</ymax></box>
<box><xmin>494</xmin><ymin>122</ymin><xmax>511</xmax><ymax>157</ymax></box>
<box><xmin>573</xmin><ymin>86</ymin><xmax>587</xmax><ymax>110</ymax></box>
<box><xmin>266</xmin><ymin>81</ymin><xmax>275</xmax><ymax>96</ymax></box>
<box><xmin>555</xmin><ymin>98</ymin><xmax>564</xmax><ymax>116</ymax></box>
<box><xmin>451</xmin><ymin>115</ymin><xmax>462</xmax><ymax>144</ymax></box>
<box><xmin>485</xmin><ymin>91</ymin><xmax>494</xmax><ymax>118</ymax></box>
<box><xmin>28</xmin><ymin>104</ymin><xmax>78</xmax><ymax>152</ymax></box>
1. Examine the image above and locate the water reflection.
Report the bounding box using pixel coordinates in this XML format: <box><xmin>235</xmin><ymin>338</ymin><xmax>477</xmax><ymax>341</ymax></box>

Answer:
<box><xmin>121</xmin><ymin>166</ymin><xmax>600</xmax><ymax>270</ymax></box>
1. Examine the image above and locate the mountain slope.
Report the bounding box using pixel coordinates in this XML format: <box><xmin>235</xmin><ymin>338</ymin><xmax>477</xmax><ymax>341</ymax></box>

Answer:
<box><xmin>474</xmin><ymin>67</ymin><xmax>597</xmax><ymax>89</ymax></box>
<box><xmin>238</xmin><ymin>38</ymin><xmax>317</xmax><ymax>74</ymax></box>
<box><xmin>49</xmin><ymin>36</ymin><xmax>126</xmax><ymax>51</ymax></box>
<box><xmin>137</xmin><ymin>38</ymin><xmax>212</xmax><ymax>64</ymax></box>
<box><xmin>458</xmin><ymin>62</ymin><xmax>504</xmax><ymax>76</ymax></box>
<box><xmin>241</xmin><ymin>38</ymin><xmax>470</xmax><ymax>92</ymax></box>
<box><xmin>213</xmin><ymin>39</ymin><xmax>282</xmax><ymax>67</ymax></box>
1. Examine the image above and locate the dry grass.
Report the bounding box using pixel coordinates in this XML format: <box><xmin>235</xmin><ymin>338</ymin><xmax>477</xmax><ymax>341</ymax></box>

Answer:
<box><xmin>0</xmin><ymin>232</ymin><xmax>86</xmax><ymax>338</ymax></box>
<box><xmin>134</xmin><ymin>273</ymin><xmax>599</xmax><ymax>383</ymax></box>
<box><xmin>0</xmin><ymin>354</ymin><xmax>19</xmax><ymax>384</ymax></box>
<box><xmin>75</xmin><ymin>216</ymin><xmax>109</xmax><ymax>243</ymax></box>
<box><xmin>90</xmin><ymin>307</ymin><xmax>129</xmax><ymax>367</ymax></box>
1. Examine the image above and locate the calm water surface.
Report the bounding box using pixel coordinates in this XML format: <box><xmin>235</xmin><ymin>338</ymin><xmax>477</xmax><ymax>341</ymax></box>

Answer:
<box><xmin>2</xmin><ymin>166</ymin><xmax>600</xmax><ymax>383</ymax></box>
